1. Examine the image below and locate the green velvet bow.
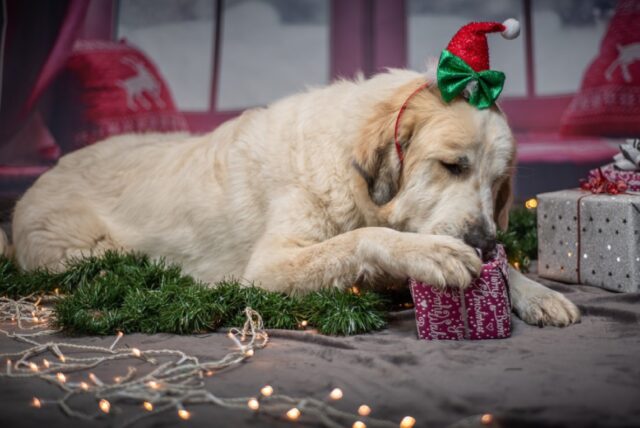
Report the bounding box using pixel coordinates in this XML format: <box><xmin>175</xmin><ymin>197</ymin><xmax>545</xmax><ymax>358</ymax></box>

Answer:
<box><xmin>436</xmin><ymin>49</ymin><xmax>505</xmax><ymax>110</ymax></box>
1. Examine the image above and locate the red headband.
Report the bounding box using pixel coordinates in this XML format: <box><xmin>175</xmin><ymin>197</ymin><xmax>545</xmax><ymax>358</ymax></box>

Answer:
<box><xmin>393</xmin><ymin>82</ymin><xmax>430</xmax><ymax>165</ymax></box>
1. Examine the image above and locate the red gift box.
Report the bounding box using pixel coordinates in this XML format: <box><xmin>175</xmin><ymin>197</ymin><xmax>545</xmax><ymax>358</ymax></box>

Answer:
<box><xmin>409</xmin><ymin>245</ymin><xmax>511</xmax><ymax>340</ymax></box>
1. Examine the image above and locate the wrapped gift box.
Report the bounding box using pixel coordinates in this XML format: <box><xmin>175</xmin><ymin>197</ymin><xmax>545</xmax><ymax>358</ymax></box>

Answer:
<box><xmin>537</xmin><ymin>189</ymin><xmax>640</xmax><ymax>292</ymax></box>
<box><xmin>589</xmin><ymin>164</ymin><xmax>640</xmax><ymax>192</ymax></box>
<box><xmin>409</xmin><ymin>245</ymin><xmax>511</xmax><ymax>340</ymax></box>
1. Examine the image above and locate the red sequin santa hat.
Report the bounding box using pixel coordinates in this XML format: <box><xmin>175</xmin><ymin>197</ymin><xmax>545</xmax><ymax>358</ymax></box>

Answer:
<box><xmin>437</xmin><ymin>18</ymin><xmax>520</xmax><ymax>109</ymax></box>
<box><xmin>394</xmin><ymin>19</ymin><xmax>520</xmax><ymax>163</ymax></box>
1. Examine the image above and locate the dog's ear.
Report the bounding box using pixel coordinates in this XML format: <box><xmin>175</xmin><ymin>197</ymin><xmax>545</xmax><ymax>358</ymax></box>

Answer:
<box><xmin>353</xmin><ymin>81</ymin><xmax>428</xmax><ymax>205</ymax></box>
<box><xmin>494</xmin><ymin>176</ymin><xmax>513</xmax><ymax>231</ymax></box>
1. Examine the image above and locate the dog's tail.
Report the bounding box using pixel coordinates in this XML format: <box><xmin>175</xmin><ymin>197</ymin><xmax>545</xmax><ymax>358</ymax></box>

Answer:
<box><xmin>0</xmin><ymin>228</ymin><xmax>13</xmax><ymax>259</ymax></box>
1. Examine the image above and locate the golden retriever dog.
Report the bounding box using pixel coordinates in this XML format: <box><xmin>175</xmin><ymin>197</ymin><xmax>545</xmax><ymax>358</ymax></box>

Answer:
<box><xmin>6</xmin><ymin>68</ymin><xmax>580</xmax><ymax>327</ymax></box>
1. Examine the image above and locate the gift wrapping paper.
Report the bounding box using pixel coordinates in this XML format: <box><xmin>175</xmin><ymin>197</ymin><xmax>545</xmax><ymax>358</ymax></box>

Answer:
<box><xmin>409</xmin><ymin>245</ymin><xmax>511</xmax><ymax>340</ymax></box>
<box><xmin>537</xmin><ymin>189</ymin><xmax>640</xmax><ymax>292</ymax></box>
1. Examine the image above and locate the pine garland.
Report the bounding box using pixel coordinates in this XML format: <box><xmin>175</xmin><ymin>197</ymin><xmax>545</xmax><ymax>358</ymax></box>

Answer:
<box><xmin>0</xmin><ymin>252</ymin><xmax>387</xmax><ymax>336</ymax></box>
<box><xmin>497</xmin><ymin>206</ymin><xmax>538</xmax><ymax>272</ymax></box>
<box><xmin>0</xmin><ymin>205</ymin><xmax>537</xmax><ymax>336</ymax></box>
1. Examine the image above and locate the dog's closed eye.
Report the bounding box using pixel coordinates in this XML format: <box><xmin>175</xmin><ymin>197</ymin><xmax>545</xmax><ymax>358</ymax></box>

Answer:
<box><xmin>439</xmin><ymin>155</ymin><xmax>470</xmax><ymax>176</ymax></box>
<box><xmin>439</xmin><ymin>161</ymin><xmax>465</xmax><ymax>175</ymax></box>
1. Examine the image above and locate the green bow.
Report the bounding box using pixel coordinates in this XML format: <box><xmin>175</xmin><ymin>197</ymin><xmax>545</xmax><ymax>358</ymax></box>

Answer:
<box><xmin>436</xmin><ymin>49</ymin><xmax>505</xmax><ymax>109</ymax></box>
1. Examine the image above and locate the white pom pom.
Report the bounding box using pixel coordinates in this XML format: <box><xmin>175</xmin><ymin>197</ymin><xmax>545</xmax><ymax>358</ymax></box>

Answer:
<box><xmin>501</xmin><ymin>18</ymin><xmax>520</xmax><ymax>40</ymax></box>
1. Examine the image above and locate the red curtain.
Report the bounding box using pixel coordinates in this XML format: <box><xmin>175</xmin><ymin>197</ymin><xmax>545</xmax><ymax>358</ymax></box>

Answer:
<box><xmin>0</xmin><ymin>0</ymin><xmax>88</xmax><ymax>146</ymax></box>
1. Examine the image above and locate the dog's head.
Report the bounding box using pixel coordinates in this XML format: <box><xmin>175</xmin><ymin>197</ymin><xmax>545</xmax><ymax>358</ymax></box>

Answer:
<box><xmin>353</xmin><ymin>77</ymin><xmax>515</xmax><ymax>254</ymax></box>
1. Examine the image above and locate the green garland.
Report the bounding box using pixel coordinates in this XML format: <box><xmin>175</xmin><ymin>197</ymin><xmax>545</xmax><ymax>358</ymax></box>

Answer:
<box><xmin>497</xmin><ymin>206</ymin><xmax>538</xmax><ymax>272</ymax></box>
<box><xmin>0</xmin><ymin>206</ymin><xmax>537</xmax><ymax>336</ymax></box>
<box><xmin>0</xmin><ymin>252</ymin><xmax>386</xmax><ymax>336</ymax></box>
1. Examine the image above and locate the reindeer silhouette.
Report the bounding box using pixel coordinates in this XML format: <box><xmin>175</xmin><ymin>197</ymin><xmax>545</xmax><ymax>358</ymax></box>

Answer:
<box><xmin>605</xmin><ymin>42</ymin><xmax>640</xmax><ymax>83</ymax></box>
<box><xmin>117</xmin><ymin>56</ymin><xmax>166</xmax><ymax>111</ymax></box>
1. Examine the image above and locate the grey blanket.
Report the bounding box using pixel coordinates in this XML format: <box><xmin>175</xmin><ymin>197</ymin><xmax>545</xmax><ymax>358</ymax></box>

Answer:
<box><xmin>1</xmin><ymin>273</ymin><xmax>639</xmax><ymax>428</ymax></box>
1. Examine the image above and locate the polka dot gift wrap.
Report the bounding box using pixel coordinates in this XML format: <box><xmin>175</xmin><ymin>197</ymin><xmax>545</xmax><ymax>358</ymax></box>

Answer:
<box><xmin>537</xmin><ymin>189</ymin><xmax>640</xmax><ymax>292</ymax></box>
<box><xmin>409</xmin><ymin>245</ymin><xmax>511</xmax><ymax>341</ymax></box>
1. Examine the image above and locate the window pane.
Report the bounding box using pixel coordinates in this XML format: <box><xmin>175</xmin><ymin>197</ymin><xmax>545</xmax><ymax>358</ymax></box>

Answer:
<box><xmin>217</xmin><ymin>0</ymin><xmax>330</xmax><ymax>111</ymax></box>
<box><xmin>533</xmin><ymin>0</ymin><xmax>615</xmax><ymax>95</ymax></box>
<box><xmin>117</xmin><ymin>0</ymin><xmax>215</xmax><ymax>111</ymax></box>
<box><xmin>407</xmin><ymin>0</ymin><xmax>527</xmax><ymax>96</ymax></box>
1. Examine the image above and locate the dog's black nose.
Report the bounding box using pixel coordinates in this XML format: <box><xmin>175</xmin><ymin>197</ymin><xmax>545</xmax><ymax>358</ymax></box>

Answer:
<box><xmin>463</xmin><ymin>222</ymin><xmax>496</xmax><ymax>255</ymax></box>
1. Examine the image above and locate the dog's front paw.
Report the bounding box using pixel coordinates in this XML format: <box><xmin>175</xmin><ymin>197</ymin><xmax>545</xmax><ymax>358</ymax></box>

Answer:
<box><xmin>408</xmin><ymin>235</ymin><xmax>482</xmax><ymax>290</ymax></box>
<box><xmin>514</xmin><ymin>288</ymin><xmax>581</xmax><ymax>327</ymax></box>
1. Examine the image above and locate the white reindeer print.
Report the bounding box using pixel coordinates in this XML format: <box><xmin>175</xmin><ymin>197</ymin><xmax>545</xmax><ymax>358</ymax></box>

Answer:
<box><xmin>117</xmin><ymin>56</ymin><xmax>166</xmax><ymax>111</ymax></box>
<box><xmin>605</xmin><ymin>42</ymin><xmax>640</xmax><ymax>83</ymax></box>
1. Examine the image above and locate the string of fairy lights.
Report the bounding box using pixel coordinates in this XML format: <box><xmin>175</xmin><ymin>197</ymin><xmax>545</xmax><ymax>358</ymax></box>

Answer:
<box><xmin>0</xmin><ymin>293</ymin><xmax>447</xmax><ymax>428</ymax></box>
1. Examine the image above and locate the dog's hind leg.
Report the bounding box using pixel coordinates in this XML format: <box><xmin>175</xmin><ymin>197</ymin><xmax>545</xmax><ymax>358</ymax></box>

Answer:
<box><xmin>12</xmin><ymin>201</ymin><xmax>121</xmax><ymax>272</ymax></box>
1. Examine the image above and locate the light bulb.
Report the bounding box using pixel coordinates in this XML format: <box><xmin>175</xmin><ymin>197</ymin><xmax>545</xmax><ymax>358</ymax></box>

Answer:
<box><xmin>400</xmin><ymin>416</ymin><xmax>416</xmax><ymax>428</ymax></box>
<box><xmin>353</xmin><ymin>422</ymin><xmax>366</xmax><ymax>428</ymax></box>
<box><xmin>31</xmin><ymin>397</ymin><xmax>42</xmax><ymax>408</ymax></box>
<box><xmin>525</xmin><ymin>198</ymin><xmax>538</xmax><ymax>209</ymax></box>
<box><xmin>286</xmin><ymin>407</ymin><xmax>301</xmax><ymax>421</ymax></box>
<box><xmin>178</xmin><ymin>409</ymin><xmax>190</xmax><ymax>420</ymax></box>
<box><xmin>358</xmin><ymin>405</ymin><xmax>371</xmax><ymax>416</ymax></box>
<box><xmin>481</xmin><ymin>413</ymin><xmax>493</xmax><ymax>425</ymax></box>
<box><xmin>329</xmin><ymin>388</ymin><xmax>343</xmax><ymax>400</ymax></box>
<box><xmin>247</xmin><ymin>398</ymin><xmax>260</xmax><ymax>410</ymax></box>
<box><xmin>56</xmin><ymin>372</ymin><xmax>66</xmax><ymax>383</ymax></box>
<box><xmin>261</xmin><ymin>385</ymin><xmax>274</xmax><ymax>397</ymax></box>
<box><xmin>99</xmin><ymin>399</ymin><xmax>110</xmax><ymax>413</ymax></box>
<box><xmin>143</xmin><ymin>401</ymin><xmax>153</xmax><ymax>411</ymax></box>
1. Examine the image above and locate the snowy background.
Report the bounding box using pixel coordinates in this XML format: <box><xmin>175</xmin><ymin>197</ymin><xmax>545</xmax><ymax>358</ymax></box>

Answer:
<box><xmin>118</xmin><ymin>0</ymin><xmax>329</xmax><ymax>111</ymax></box>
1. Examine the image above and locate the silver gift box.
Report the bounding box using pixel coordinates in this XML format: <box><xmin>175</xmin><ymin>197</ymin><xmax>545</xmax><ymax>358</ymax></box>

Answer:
<box><xmin>537</xmin><ymin>189</ymin><xmax>640</xmax><ymax>292</ymax></box>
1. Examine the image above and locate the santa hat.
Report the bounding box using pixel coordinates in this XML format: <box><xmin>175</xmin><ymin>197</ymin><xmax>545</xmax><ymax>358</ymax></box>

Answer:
<box><xmin>437</xmin><ymin>18</ymin><xmax>521</xmax><ymax>109</ymax></box>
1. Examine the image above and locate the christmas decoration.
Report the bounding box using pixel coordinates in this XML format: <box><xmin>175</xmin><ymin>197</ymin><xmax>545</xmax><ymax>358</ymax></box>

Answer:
<box><xmin>53</xmin><ymin>40</ymin><xmax>188</xmax><ymax>148</ymax></box>
<box><xmin>0</xmin><ymin>252</ymin><xmax>386</xmax><ymax>336</ymax></box>
<box><xmin>409</xmin><ymin>245</ymin><xmax>511</xmax><ymax>341</ymax></box>
<box><xmin>537</xmin><ymin>189</ymin><xmax>640</xmax><ymax>292</ymax></box>
<box><xmin>393</xmin><ymin>19</ymin><xmax>521</xmax><ymax>163</ymax></box>
<box><xmin>561</xmin><ymin>0</ymin><xmax>640</xmax><ymax>137</ymax></box>
<box><xmin>587</xmin><ymin>139</ymin><xmax>640</xmax><ymax>192</ymax></box>
<box><xmin>496</xmin><ymin>205</ymin><xmax>538</xmax><ymax>273</ymax></box>
<box><xmin>0</xmin><ymin>300</ymin><xmax>415</xmax><ymax>428</ymax></box>
<box><xmin>437</xmin><ymin>19</ymin><xmax>520</xmax><ymax>109</ymax></box>
<box><xmin>614</xmin><ymin>138</ymin><xmax>640</xmax><ymax>171</ymax></box>
<box><xmin>580</xmin><ymin>167</ymin><xmax>628</xmax><ymax>195</ymax></box>
<box><xmin>0</xmin><ymin>285</ymin><xmax>508</xmax><ymax>427</ymax></box>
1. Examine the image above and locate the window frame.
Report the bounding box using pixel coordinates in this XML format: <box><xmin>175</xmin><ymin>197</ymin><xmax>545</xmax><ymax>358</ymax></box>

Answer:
<box><xmin>112</xmin><ymin>0</ymin><xmax>364</xmax><ymax>133</ymax></box>
<box><xmin>108</xmin><ymin>0</ymin><xmax>577</xmax><ymax>133</ymax></box>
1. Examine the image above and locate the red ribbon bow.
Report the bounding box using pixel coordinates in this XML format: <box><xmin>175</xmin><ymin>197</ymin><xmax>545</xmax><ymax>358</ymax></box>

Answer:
<box><xmin>579</xmin><ymin>168</ymin><xmax>628</xmax><ymax>195</ymax></box>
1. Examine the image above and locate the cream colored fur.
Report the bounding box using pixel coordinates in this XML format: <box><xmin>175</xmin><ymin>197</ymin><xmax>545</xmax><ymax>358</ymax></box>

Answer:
<box><xmin>9</xmin><ymin>69</ymin><xmax>579</xmax><ymax>327</ymax></box>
